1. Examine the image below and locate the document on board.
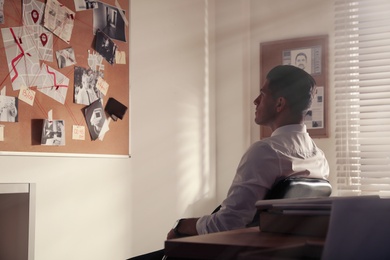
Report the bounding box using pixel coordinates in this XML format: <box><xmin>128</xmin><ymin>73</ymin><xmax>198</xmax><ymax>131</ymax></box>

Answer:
<box><xmin>1</xmin><ymin>26</ymin><xmax>41</xmax><ymax>91</ymax></box>
<box><xmin>44</xmin><ymin>0</ymin><xmax>75</xmax><ymax>44</ymax></box>
<box><xmin>35</xmin><ymin>64</ymin><xmax>69</xmax><ymax>104</ymax></box>
<box><xmin>23</xmin><ymin>0</ymin><xmax>54</xmax><ymax>62</ymax></box>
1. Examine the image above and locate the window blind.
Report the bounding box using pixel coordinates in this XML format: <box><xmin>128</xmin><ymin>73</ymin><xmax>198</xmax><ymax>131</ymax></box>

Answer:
<box><xmin>335</xmin><ymin>0</ymin><xmax>390</xmax><ymax>196</ymax></box>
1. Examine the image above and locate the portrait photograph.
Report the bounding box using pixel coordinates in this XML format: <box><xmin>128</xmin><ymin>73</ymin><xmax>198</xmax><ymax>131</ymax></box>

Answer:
<box><xmin>283</xmin><ymin>46</ymin><xmax>322</xmax><ymax>75</ymax></box>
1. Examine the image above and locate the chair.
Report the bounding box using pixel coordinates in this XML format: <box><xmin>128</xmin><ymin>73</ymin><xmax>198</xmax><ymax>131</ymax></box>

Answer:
<box><xmin>264</xmin><ymin>176</ymin><xmax>332</xmax><ymax>200</ymax></box>
<box><xmin>247</xmin><ymin>176</ymin><xmax>332</xmax><ymax>227</ymax></box>
<box><xmin>133</xmin><ymin>177</ymin><xmax>332</xmax><ymax>260</ymax></box>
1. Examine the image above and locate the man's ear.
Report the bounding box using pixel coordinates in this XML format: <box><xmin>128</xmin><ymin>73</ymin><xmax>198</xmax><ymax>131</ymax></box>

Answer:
<box><xmin>276</xmin><ymin>97</ymin><xmax>286</xmax><ymax>112</ymax></box>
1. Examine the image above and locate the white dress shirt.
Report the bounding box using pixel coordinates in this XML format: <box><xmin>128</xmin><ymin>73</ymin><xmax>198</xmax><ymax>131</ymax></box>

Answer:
<box><xmin>196</xmin><ymin>124</ymin><xmax>329</xmax><ymax>234</ymax></box>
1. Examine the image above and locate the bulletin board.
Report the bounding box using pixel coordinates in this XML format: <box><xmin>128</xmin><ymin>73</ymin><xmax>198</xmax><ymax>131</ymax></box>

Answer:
<box><xmin>0</xmin><ymin>0</ymin><xmax>130</xmax><ymax>157</ymax></box>
<box><xmin>260</xmin><ymin>35</ymin><xmax>328</xmax><ymax>139</ymax></box>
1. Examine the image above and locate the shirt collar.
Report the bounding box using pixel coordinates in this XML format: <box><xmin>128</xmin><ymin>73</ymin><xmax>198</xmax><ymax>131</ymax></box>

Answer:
<box><xmin>271</xmin><ymin>124</ymin><xmax>307</xmax><ymax>137</ymax></box>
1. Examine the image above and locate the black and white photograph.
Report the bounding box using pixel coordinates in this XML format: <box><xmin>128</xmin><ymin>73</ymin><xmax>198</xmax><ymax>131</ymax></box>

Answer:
<box><xmin>41</xmin><ymin>119</ymin><xmax>65</xmax><ymax>146</ymax></box>
<box><xmin>95</xmin><ymin>29</ymin><xmax>117</xmax><ymax>64</ymax></box>
<box><xmin>56</xmin><ymin>47</ymin><xmax>76</xmax><ymax>68</ymax></box>
<box><xmin>282</xmin><ymin>46</ymin><xmax>322</xmax><ymax>75</ymax></box>
<box><xmin>84</xmin><ymin>99</ymin><xmax>106</xmax><ymax>141</ymax></box>
<box><xmin>0</xmin><ymin>96</ymin><xmax>18</xmax><ymax>122</ymax></box>
<box><xmin>93</xmin><ymin>1</ymin><xmax>126</xmax><ymax>42</ymax></box>
<box><xmin>74</xmin><ymin>66</ymin><xmax>103</xmax><ymax>105</ymax></box>
<box><xmin>74</xmin><ymin>0</ymin><xmax>98</xmax><ymax>12</ymax></box>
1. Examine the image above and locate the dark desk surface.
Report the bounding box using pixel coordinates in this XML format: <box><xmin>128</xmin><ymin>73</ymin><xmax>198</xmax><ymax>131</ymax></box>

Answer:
<box><xmin>164</xmin><ymin>227</ymin><xmax>325</xmax><ymax>260</ymax></box>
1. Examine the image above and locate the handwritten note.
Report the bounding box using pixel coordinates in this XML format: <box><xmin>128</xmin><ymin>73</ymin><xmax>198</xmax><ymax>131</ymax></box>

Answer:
<box><xmin>72</xmin><ymin>125</ymin><xmax>85</xmax><ymax>140</ymax></box>
<box><xmin>18</xmin><ymin>87</ymin><xmax>35</xmax><ymax>106</ymax></box>
<box><xmin>115</xmin><ymin>51</ymin><xmax>126</xmax><ymax>64</ymax></box>
<box><xmin>96</xmin><ymin>77</ymin><xmax>109</xmax><ymax>96</ymax></box>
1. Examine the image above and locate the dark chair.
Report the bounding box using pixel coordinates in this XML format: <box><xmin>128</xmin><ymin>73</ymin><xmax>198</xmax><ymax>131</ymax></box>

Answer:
<box><xmin>264</xmin><ymin>176</ymin><xmax>332</xmax><ymax>200</ymax></box>
<box><xmin>247</xmin><ymin>176</ymin><xmax>332</xmax><ymax>227</ymax></box>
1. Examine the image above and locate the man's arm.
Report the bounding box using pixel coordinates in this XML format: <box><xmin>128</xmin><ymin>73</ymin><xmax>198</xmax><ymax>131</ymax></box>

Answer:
<box><xmin>167</xmin><ymin>218</ymin><xmax>199</xmax><ymax>239</ymax></box>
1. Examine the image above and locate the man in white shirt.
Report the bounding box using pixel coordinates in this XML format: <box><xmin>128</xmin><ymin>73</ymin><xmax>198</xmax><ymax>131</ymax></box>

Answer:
<box><xmin>129</xmin><ymin>65</ymin><xmax>329</xmax><ymax>260</ymax></box>
<box><xmin>167</xmin><ymin>65</ymin><xmax>329</xmax><ymax>238</ymax></box>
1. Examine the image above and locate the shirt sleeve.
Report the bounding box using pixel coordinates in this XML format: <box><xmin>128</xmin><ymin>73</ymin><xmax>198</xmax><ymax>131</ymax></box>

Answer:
<box><xmin>196</xmin><ymin>142</ymin><xmax>282</xmax><ymax>234</ymax></box>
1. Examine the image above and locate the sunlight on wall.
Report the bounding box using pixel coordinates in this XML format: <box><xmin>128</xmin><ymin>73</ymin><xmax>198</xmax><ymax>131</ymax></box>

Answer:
<box><xmin>176</xmin><ymin>0</ymin><xmax>214</xmax><ymax>216</ymax></box>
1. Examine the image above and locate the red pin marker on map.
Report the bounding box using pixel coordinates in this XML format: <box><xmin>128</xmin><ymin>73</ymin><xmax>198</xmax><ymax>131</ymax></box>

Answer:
<box><xmin>31</xmin><ymin>10</ymin><xmax>39</xmax><ymax>24</ymax></box>
<box><xmin>40</xmin><ymin>33</ymin><xmax>48</xmax><ymax>46</ymax></box>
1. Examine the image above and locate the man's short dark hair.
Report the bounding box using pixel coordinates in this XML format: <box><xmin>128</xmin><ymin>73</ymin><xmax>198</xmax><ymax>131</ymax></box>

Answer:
<box><xmin>266</xmin><ymin>65</ymin><xmax>316</xmax><ymax>115</ymax></box>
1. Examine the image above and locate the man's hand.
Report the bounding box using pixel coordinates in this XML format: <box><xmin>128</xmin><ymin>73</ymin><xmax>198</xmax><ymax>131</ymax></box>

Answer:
<box><xmin>166</xmin><ymin>218</ymin><xmax>200</xmax><ymax>240</ymax></box>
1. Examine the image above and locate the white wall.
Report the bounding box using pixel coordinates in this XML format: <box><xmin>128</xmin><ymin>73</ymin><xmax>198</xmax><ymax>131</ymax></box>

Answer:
<box><xmin>129</xmin><ymin>0</ymin><xmax>217</xmax><ymax>256</ymax></box>
<box><xmin>0</xmin><ymin>0</ymin><xmax>337</xmax><ymax>259</ymax></box>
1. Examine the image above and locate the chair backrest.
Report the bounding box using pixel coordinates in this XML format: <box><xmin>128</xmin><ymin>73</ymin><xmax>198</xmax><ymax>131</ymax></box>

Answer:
<box><xmin>247</xmin><ymin>176</ymin><xmax>332</xmax><ymax>227</ymax></box>
<box><xmin>264</xmin><ymin>176</ymin><xmax>332</xmax><ymax>200</ymax></box>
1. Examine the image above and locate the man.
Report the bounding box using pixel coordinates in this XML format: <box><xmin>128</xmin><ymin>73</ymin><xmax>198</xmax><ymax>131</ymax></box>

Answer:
<box><xmin>167</xmin><ymin>65</ymin><xmax>329</xmax><ymax>238</ymax></box>
<box><xmin>129</xmin><ymin>65</ymin><xmax>329</xmax><ymax>259</ymax></box>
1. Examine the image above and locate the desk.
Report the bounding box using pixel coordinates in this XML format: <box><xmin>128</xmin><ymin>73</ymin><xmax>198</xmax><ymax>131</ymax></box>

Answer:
<box><xmin>164</xmin><ymin>227</ymin><xmax>325</xmax><ymax>260</ymax></box>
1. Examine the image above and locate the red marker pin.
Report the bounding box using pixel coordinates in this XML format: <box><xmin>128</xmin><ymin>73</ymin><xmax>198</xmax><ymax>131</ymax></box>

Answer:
<box><xmin>40</xmin><ymin>33</ymin><xmax>48</xmax><ymax>46</ymax></box>
<box><xmin>31</xmin><ymin>10</ymin><xmax>39</xmax><ymax>24</ymax></box>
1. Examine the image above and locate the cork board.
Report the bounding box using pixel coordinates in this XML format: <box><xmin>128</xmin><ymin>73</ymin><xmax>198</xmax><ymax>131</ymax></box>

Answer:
<box><xmin>260</xmin><ymin>35</ymin><xmax>328</xmax><ymax>139</ymax></box>
<box><xmin>0</xmin><ymin>0</ymin><xmax>130</xmax><ymax>157</ymax></box>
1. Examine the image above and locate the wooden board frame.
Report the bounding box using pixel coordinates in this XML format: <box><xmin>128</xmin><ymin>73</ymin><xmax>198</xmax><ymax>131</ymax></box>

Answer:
<box><xmin>260</xmin><ymin>35</ymin><xmax>329</xmax><ymax>139</ymax></box>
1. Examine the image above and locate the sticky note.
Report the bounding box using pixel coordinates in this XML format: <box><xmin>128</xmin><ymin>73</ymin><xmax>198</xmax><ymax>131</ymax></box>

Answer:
<box><xmin>19</xmin><ymin>87</ymin><xmax>35</xmax><ymax>106</ymax></box>
<box><xmin>96</xmin><ymin>77</ymin><xmax>109</xmax><ymax>96</ymax></box>
<box><xmin>72</xmin><ymin>125</ymin><xmax>85</xmax><ymax>140</ymax></box>
<box><xmin>115</xmin><ymin>51</ymin><xmax>126</xmax><ymax>64</ymax></box>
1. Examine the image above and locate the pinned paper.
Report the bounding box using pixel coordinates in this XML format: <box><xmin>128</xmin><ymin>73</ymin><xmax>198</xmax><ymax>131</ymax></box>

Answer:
<box><xmin>41</xmin><ymin>119</ymin><xmax>65</xmax><ymax>145</ymax></box>
<box><xmin>48</xmin><ymin>110</ymin><xmax>53</xmax><ymax>121</ymax></box>
<box><xmin>84</xmin><ymin>100</ymin><xmax>106</xmax><ymax>141</ymax></box>
<box><xmin>96</xmin><ymin>77</ymin><xmax>109</xmax><ymax>96</ymax></box>
<box><xmin>19</xmin><ymin>87</ymin><xmax>35</xmax><ymax>106</ymax></box>
<box><xmin>23</xmin><ymin>0</ymin><xmax>54</xmax><ymax>62</ymax></box>
<box><xmin>115</xmin><ymin>0</ymin><xmax>128</xmax><ymax>27</ymax></box>
<box><xmin>1</xmin><ymin>86</ymin><xmax>5</xmax><ymax>95</ymax></box>
<box><xmin>0</xmin><ymin>125</ymin><xmax>4</xmax><ymax>141</ymax></box>
<box><xmin>36</xmin><ymin>64</ymin><xmax>69</xmax><ymax>104</ymax></box>
<box><xmin>0</xmin><ymin>0</ymin><xmax>5</xmax><ymax>24</ymax></box>
<box><xmin>98</xmin><ymin>117</ymin><xmax>110</xmax><ymax>141</ymax></box>
<box><xmin>72</xmin><ymin>125</ymin><xmax>85</xmax><ymax>140</ymax></box>
<box><xmin>115</xmin><ymin>51</ymin><xmax>126</xmax><ymax>64</ymax></box>
<box><xmin>44</xmin><ymin>0</ymin><xmax>75</xmax><ymax>44</ymax></box>
<box><xmin>56</xmin><ymin>47</ymin><xmax>76</xmax><ymax>68</ymax></box>
<box><xmin>0</xmin><ymin>95</ymin><xmax>18</xmax><ymax>122</ymax></box>
<box><xmin>1</xmin><ymin>26</ymin><xmax>41</xmax><ymax>90</ymax></box>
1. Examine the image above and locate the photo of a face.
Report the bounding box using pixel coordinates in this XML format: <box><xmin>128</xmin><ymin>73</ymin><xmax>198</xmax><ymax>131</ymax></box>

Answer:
<box><xmin>291</xmin><ymin>48</ymin><xmax>312</xmax><ymax>74</ymax></box>
<box><xmin>295</xmin><ymin>52</ymin><xmax>307</xmax><ymax>70</ymax></box>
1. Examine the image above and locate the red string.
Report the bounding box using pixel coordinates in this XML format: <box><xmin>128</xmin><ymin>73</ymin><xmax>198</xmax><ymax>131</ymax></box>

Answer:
<box><xmin>1</xmin><ymin>1</ymin><xmax>105</xmax><ymax>127</ymax></box>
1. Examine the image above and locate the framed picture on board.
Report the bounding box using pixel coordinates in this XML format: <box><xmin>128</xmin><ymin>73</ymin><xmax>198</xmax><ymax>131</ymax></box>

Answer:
<box><xmin>260</xmin><ymin>35</ymin><xmax>328</xmax><ymax>139</ymax></box>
